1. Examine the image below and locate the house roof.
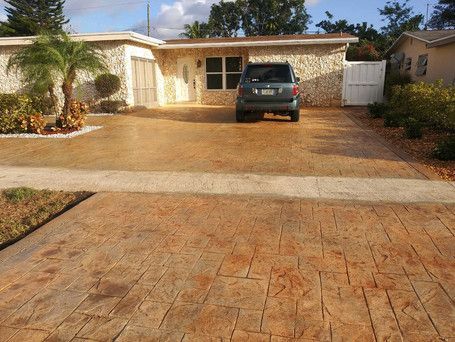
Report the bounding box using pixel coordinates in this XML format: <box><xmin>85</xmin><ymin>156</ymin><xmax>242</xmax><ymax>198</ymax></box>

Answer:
<box><xmin>160</xmin><ymin>33</ymin><xmax>358</xmax><ymax>49</ymax></box>
<box><xmin>0</xmin><ymin>32</ymin><xmax>165</xmax><ymax>47</ymax></box>
<box><xmin>387</xmin><ymin>30</ymin><xmax>455</xmax><ymax>53</ymax></box>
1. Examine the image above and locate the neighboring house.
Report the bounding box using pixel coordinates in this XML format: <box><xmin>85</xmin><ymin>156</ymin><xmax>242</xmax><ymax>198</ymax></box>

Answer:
<box><xmin>388</xmin><ymin>30</ymin><xmax>455</xmax><ymax>86</ymax></box>
<box><xmin>0</xmin><ymin>32</ymin><xmax>358</xmax><ymax>108</ymax></box>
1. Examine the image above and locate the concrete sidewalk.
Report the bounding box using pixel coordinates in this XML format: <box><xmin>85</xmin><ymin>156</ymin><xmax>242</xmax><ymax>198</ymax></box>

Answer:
<box><xmin>1</xmin><ymin>165</ymin><xmax>454</xmax><ymax>204</ymax></box>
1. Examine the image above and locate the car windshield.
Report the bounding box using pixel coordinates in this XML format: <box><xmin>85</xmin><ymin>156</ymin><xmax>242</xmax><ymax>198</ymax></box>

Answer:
<box><xmin>243</xmin><ymin>65</ymin><xmax>292</xmax><ymax>83</ymax></box>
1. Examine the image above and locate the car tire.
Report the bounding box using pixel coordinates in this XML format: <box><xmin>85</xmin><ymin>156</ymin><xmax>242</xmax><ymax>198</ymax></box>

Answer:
<box><xmin>236</xmin><ymin>110</ymin><xmax>245</xmax><ymax>122</ymax></box>
<box><xmin>290</xmin><ymin>110</ymin><xmax>300</xmax><ymax>122</ymax></box>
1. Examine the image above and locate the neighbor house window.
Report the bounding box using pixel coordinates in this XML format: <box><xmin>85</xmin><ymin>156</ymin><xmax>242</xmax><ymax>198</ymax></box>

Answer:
<box><xmin>404</xmin><ymin>57</ymin><xmax>412</xmax><ymax>71</ymax></box>
<box><xmin>206</xmin><ymin>57</ymin><xmax>243</xmax><ymax>90</ymax></box>
<box><xmin>416</xmin><ymin>54</ymin><xmax>428</xmax><ymax>76</ymax></box>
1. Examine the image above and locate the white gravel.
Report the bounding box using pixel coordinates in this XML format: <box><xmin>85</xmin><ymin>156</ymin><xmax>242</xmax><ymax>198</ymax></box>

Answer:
<box><xmin>0</xmin><ymin>126</ymin><xmax>103</xmax><ymax>139</ymax></box>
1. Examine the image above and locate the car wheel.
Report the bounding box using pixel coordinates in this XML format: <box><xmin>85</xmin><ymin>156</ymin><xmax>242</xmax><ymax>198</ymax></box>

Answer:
<box><xmin>290</xmin><ymin>110</ymin><xmax>300</xmax><ymax>122</ymax></box>
<box><xmin>236</xmin><ymin>110</ymin><xmax>245</xmax><ymax>122</ymax></box>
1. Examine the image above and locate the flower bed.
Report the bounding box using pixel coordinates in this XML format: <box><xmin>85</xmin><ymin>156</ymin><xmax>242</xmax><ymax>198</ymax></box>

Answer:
<box><xmin>351</xmin><ymin>108</ymin><xmax>455</xmax><ymax>181</ymax></box>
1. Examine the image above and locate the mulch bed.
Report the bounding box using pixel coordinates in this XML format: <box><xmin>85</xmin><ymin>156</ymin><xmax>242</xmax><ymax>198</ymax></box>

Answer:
<box><xmin>41</xmin><ymin>126</ymin><xmax>78</xmax><ymax>135</ymax></box>
<box><xmin>0</xmin><ymin>189</ymin><xmax>92</xmax><ymax>249</ymax></box>
<box><xmin>350</xmin><ymin>109</ymin><xmax>455</xmax><ymax>181</ymax></box>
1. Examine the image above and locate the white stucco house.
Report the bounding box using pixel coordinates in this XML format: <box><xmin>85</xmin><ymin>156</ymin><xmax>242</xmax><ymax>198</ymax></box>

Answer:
<box><xmin>0</xmin><ymin>31</ymin><xmax>358</xmax><ymax>108</ymax></box>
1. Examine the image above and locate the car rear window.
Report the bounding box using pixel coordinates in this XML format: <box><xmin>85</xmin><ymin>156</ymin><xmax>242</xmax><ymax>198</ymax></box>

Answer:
<box><xmin>243</xmin><ymin>65</ymin><xmax>292</xmax><ymax>83</ymax></box>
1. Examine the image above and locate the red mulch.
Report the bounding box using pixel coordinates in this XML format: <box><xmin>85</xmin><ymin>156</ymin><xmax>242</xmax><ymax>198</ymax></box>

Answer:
<box><xmin>351</xmin><ymin>109</ymin><xmax>455</xmax><ymax>181</ymax></box>
<box><xmin>41</xmin><ymin>127</ymin><xmax>78</xmax><ymax>135</ymax></box>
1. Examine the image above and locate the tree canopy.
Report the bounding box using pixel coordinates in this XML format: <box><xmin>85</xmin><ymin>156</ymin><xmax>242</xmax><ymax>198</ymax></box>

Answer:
<box><xmin>208</xmin><ymin>0</ymin><xmax>242</xmax><ymax>37</ymax></box>
<box><xmin>428</xmin><ymin>0</ymin><xmax>455</xmax><ymax>29</ymax></box>
<box><xmin>1</xmin><ymin>0</ymin><xmax>69</xmax><ymax>37</ymax></box>
<box><xmin>179</xmin><ymin>21</ymin><xmax>209</xmax><ymax>39</ymax></box>
<box><xmin>378</xmin><ymin>0</ymin><xmax>423</xmax><ymax>40</ymax></box>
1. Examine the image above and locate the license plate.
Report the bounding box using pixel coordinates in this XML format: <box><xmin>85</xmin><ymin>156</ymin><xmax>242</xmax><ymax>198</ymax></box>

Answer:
<box><xmin>261</xmin><ymin>89</ymin><xmax>274</xmax><ymax>95</ymax></box>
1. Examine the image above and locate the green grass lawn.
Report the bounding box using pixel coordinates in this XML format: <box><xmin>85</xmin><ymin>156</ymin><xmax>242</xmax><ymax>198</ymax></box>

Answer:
<box><xmin>0</xmin><ymin>187</ymin><xmax>91</xmax><ymax>248</ymax></box>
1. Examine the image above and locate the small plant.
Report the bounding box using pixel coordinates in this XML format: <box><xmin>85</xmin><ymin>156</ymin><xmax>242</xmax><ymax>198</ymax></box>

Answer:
<box><xmin>383</xmin><ymin>111</ymin><xmax>402</xmax><ymax>127</ymax></box>
<box><xmin>433</xmin><ymin>136</ymin><xmax>455</xmax><ymax>161</ymax></box>
<box><xmin>99</xmin><ymin>100</ymin><xmax>125</xmax><ymax>114</ymax></box>
<box><xmin>4</xmin><ymin>187</ymin><xmax>37</xmax><ymax>203</ymax></box>
<box><xmin>367</xmin><ymin>102</ymin><xmax>388</xmax><ymax>118</ymax></box>
<box><xmin>20</xmin><ymin>113</ymin><xmax>46</xmax><ymax>134</ymax></box>
<box><xmin>95</xmin><ymin>73</ymin><xmax>121</xmax><ymax>99</ymax></box>
<box><xmin>404</xmin><ymin>117</ymin><xmax>423</xmax><ymax>139</ymax></box>
<box><xmin>57</xmin><ymin>101</ymin><xmax>88</xmax><ymax>130</ymax></box>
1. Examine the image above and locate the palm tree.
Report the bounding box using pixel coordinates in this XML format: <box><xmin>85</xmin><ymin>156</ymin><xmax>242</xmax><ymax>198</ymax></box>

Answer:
<box><xmin>8</xmin><ymin>33</ymin><xmax>107</xmax><ymax>127</ymax></box>
<box><xmin>179</xmin><ymin>21</ymin><xmax>209</xmax><ymax>38</ymax></box>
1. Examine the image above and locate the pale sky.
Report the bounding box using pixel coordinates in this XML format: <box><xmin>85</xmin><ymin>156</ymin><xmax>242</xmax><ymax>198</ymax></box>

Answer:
<box><xmin>0</xmin><ymin>0</ymin><xmax>432</xmax><ymax>39</ymax></box>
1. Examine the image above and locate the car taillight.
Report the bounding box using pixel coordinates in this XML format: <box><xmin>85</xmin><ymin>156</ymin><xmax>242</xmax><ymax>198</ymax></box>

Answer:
<box><xmin>292</xmin><ymin>84</ymin><xmax>299</xmax><ymax>96</ymax></box>
<box><xmin>238</xmin><ymin>85</ymin><xmax>243</xmax><ymax>97</ymax></box>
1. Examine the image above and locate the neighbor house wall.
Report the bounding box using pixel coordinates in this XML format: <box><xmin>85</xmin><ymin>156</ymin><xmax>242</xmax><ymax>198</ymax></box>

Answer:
<box><xmin>154</xmin><ymin>43</ymin><xmax>347</xmax><ymax>107</ymax></box>
<box><xmin>394</xmin><ymin>37</ymin><xmax>455</xmax><ymax>86</ymax></box>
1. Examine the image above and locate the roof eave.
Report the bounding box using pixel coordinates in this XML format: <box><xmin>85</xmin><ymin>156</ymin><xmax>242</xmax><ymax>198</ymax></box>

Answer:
<box><xmin>426</xmin><ymin>34</ymin><xmax>455</xmax><ymax>48</ymax></box>
<box><xmin>0</xmin><ymin>32</ymin><xmax>165</xmax><ymax>47</ymax></box>
<box><xmin>158</xmin><ymin>37</ymin><xmax>358</xmax><ymax>49</ymax></box>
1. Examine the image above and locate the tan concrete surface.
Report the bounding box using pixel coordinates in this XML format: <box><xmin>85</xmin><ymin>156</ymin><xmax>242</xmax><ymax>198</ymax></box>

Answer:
<box><xmin>0</xmin><ymin>106</ymin><xmax>429</xmax><ymax>179</ymax></box>
<box><xmin>1</xmin><ymin>193</ymin><xmax>454</xmax><ymax>341</ymax></box>
<box><xmin>1</xmin><ymin>166</ymin><xmax>454</xmax><ymax>204</ymax></box>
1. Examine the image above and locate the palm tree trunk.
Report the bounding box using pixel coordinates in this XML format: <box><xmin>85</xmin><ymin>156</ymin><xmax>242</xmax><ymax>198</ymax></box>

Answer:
<box><xmin>47</xmin><ymin>85</ymin><xmax>58</xmax><ymax>119</ymax></box>
<box><xmin>59</xmin><ymin>81</ymin><xmax>73</xmax><ymax>127</ymax></box>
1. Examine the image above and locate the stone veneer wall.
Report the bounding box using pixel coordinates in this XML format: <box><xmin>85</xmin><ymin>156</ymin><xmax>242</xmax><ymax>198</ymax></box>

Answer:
<box><xmin>0</xmin><ymin>41</ymin><xmax>133</xmax><ymax>108</ymax></box>
<box><xmin>248</xmin><ymin>44</ymin><xmax>347</xmax><ymax>107</ymax></box>
<box><xmin>154</xmin><ymin>43</ymin><xmax>347</xmax><ymax>107</ymax></box>
<box><xmin>153</xmin><ymin>47</ymin><xmax>249</xmax><ymax>106</ymax></box>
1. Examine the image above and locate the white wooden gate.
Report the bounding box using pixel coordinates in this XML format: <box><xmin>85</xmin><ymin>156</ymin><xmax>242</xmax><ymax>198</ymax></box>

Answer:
<box><xmin>342</xmin><ymin>61</ymin><xmax>386</xmax><ymax>106</ymax></box>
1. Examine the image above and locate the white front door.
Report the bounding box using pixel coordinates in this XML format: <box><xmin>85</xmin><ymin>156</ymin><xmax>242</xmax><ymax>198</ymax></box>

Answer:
<box><xmin>176</xmin><ymin>58</ymin><xmax>196</xmax><ymax>102</ymax></box>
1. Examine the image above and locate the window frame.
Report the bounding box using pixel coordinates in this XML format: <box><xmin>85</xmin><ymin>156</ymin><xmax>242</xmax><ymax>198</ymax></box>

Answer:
<box><xmin>404</xmin><ymin>57</ymin><xmax>412</xmax><ymax>71</ymax></box>
<box><xmin>416</xmin><ymin>54</ymin><xmax>428</xmax><ymax>76</ymax></box>
<box><xmin>205</xmin><ymin>56</ymin><xmax>243</xmax><ymax>91</ymax></box>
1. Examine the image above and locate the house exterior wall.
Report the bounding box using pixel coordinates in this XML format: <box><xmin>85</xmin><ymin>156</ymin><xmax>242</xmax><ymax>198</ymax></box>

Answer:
<box><xmin>393</xmin><ymin>37</ymin><xmax>455</xmax><ymax>86</ymax></box>
<box><xmin>154</xmin><ymin>43</ymin><xmax>347</xmax><ymax>107</ymax></box>
<box><xmin>153</xmin><ymin>47</ymin><xmax>249</xmax><ymax>106</ymax></box>
<box><xmin>248</xmin><ymin>44</ymin><xmax>346</xmax><ymax>106</ymax></box>
<box><xmin>0</xmin><ymin>41</ymin><xmax>161</xmax><ymax>108</ymax></box>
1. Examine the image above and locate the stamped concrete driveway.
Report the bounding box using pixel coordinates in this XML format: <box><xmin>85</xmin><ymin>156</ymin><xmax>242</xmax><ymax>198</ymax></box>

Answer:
<box><xmin>0</xmin><ymin>193</ymin><xmax>454</xmax><ymax>341</ymax></box>
<box><xmin>0</xmin><ymin>106</ymin><xmax>430</xmax><ymax>179</ymax></box>
<box><xmin>0</xmin><ymin>106</ymin><xmax>454</xmax><ymax>341</ymax></box>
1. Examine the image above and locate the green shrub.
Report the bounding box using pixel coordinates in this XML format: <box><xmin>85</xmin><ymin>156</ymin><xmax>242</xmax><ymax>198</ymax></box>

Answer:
<box><xmin>95</xmin><ymin>73</ymin><xmax>121</xmax><ymax>99</ymax></box>
<box><xmin>432</xmin><ymin>135</ymin><xmax>455</xmax><ymax>161</ymax></box>
<box><xmin>404</xmin><ymin>117</ymin><xmax>423</xmax><ymax>139</ymax></box>
<box><xmin>0</xmin><ymin>94</ymin><xmax>34</xmax><ymax>115</ymax></box>
<box><xmin>99</xmin><ymin>100</ymin><xmax>125</xmax><ymax>113</ymax></box>
<box><xmin>4</xmin><ymin>187</ymin><xmax>37</xmax><ymax>203</ymax></box>
<box><xmin>383</xmin><ymin>111</ymin><xmax>402</xmax><ymax>127</ymax></box>
<box><xmin>385</xmin><ymin>72</ymin><xmax>412</xmax><ymax>99</ymax></box>
<box><xmin>388</xmin><ymin>81</ymin><xmax>455</xmax><ymax>132</ymax></box>
<box><xmin>367</xmin><ymin>102</ymin><xmax>389</xmax><ymax>118</ymax></box>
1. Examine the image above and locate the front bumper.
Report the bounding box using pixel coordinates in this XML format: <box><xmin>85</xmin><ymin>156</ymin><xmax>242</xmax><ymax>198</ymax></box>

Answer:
<box><xmin>236</xmin><ymin>97</ymin><xmax>301</xmax><ymax>112</ymax></box>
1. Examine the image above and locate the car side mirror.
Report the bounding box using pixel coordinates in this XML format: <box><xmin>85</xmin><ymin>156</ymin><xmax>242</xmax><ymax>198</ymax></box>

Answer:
<box><xmin>295</xmin><ymin>77</ymin><xmax>300</xmax><ymax>82</ymax></box>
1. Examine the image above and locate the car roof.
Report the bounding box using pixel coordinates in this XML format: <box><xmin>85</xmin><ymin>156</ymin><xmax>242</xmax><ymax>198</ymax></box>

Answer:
<box><xmin>246</xmin><ymin>62</ymin><xmax>291</xmax><ymax>66</ymax></box>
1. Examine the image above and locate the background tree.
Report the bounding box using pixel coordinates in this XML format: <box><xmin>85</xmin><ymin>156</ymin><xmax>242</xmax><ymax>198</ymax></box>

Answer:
<box><xmin>379</xmin><ymin>0</ymin><xmax>423</xmax><ymax>41</ymax></box>
<box><xmin>179</xmin><ymin>21</ymin><xmax>209</xmax><ymax>38</ymax></box>
<box><xmin>316</xmin><ymin>11</ymin><xmax>356</xmax><ymax>34</ymax></box>
<box><xmin>8</xmin><ymin>34</ymin><xmax>106</xmax><ymax>127</ymax></box>
<box><xmin>238</xmin><ymin>0</ymin><xmax>311</xmax><ymax>36</ymax></box>
<box><xmin>208</xmin><ymin>0</ymin><xmax>242</xmax><ymax>37</ymax></box>
<box><xmin>2</xmin><ymin>0</ymin><xmax>69</xmax><ymax>37</ymax></box>
<box><xmin>428</xmin><ymin>0</ymin><xmax>455</xmax><ymax>29</ymax></box>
